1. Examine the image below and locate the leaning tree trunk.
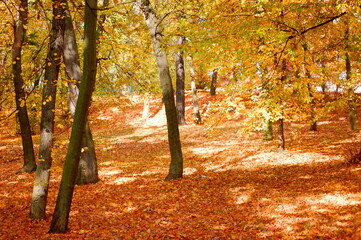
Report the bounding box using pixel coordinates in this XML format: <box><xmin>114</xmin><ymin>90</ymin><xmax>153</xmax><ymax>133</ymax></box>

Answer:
<box><xmin>175</xmin><ymin>35</ymin><xmax>186</xmax><ymax>125</ymax></box>
<box><xmin>139</xmin><ymin>0</ymin><xmax>183</xmax><ymax>181</ymax></box>
<box><xmin>188</xmin><ymin>55</ymin><xmax>201</xmax><ymax>124</ymax></box>
<box><xmin>64</xmin><ymin>9</ymin><xmax>98</xmax><ymax>185</ymax></box>
<box><xmin>49</xmin><ymin>0</ymin><xmax>98</xmax><ymax>233</ymax></box>
<box><xmin>12</xmin><ymin>0</ymin><xmax>37</xmax><ymax>173</ymax></box>
<box><xmin>30</xmin><ymin>0</ymin><xmax>66</xmax><ymax>219</ymax></box>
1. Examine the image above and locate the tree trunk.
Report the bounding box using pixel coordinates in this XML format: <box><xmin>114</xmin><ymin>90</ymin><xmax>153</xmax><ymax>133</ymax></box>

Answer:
<box><xmin>30</xmin><ymin>0</ymin><xmax>66</xmax><ymax>219</ymax></box>
<box><xmin>210</xmin><ymin>69</ymin><xmax>218</xmax><ymax>96</ymax></box>
<box><xmin>63</xmin><ymin>9</ymin><xmax>98</xmax><ymax>185</ymax></box>
<box><xmin>175</xmin><ymin>35</ymin><xmax>186</xmax><ymax>125</ymax></box>
<box><xmin>308</xmin><ymin>84</ymin><xmax>317</xmax><ymax>131</ymax></box>
<box><xmin>344</xmin><ymin>14</ymin><xmax>356</xmax><ymax>131</ymax></box>
<box><xmin>12</xmin><ymin>0</ymin><xmax>37</xmax><ymax>173</ymax></box>
<box><xmin>49</xmin><ymin>0</ymin><xmax>98</xmax><ymax>233</ymax></box>
<box><xmin>142</xmin><ymin>92</ymin><xmax>150</xmax><ymax>120</ymax></box>
<box><xmin>263</xmin><ymin>119</ymin><xmax>273</xmax><ymax>140</ymax></box>
<box><xmin>139</xmin><ymin>0</ymin><xmax>183</xmax><ymax>181</ymax></box>
<box><xmin>188</xmin><ymin>56</ymin><xmax>201</xmax><ymax>124</ymax></box>
<box><xmin>276</xmin><ymin>118</ymin><xmax>285</xmax><ymax>152</ymax></box>
<box><xmin>302</xmin><ymin>43</ymin><xmax>318</xmax><ymax>131</ymax></box>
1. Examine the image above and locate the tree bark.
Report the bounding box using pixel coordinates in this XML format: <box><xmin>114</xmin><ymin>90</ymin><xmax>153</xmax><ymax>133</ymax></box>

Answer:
<box><xmin>175</xmin><ymin>35</ymin><xmax>186</xmax><ymax>125</ymax></box>
<box><xmin>276</xmin><ymin>118</ymin><xmax>285</xmax><ymax>152</ymax></box>
<box><xmin>64</xmin><ymin>9</ymin><xmax>98</xmax><ymax>185</ymax></box>
<box><xmin>30</xmin><ymin>0</ymin><xmax>67</xmax><ymax>219</ymax></box>
<box><xmin>139</xmin><ymin>0</ymin><xmax>183</xmax><ymax>181</ymax></box>
<box><xmin>49</xmin><ymin>0</ymin><xmax>98</xmax><ymax>232</ymax></box>
<box><xmin>345</xmin><ymin>15</ymin><xmax>356</xmax><ymax>130</ymax></box>
<box><xmin>142</xmin><ymin>92</ymin><xmax>150</xmax><ymax>120</ymax></box>
<box><xmin>12</xmin><ymin>0</ymin><xmax>37</xmax><ymax>173</ymax></box>
<box><xmin>188</xmin><ymin>56</ymin><xmax>201</xmax><ymax>124</ymax></box>
<box><xmin>263</xmin><ymin>119</ymin><xmax>273</xmax><ymax>140</ymax></box>
<box><xmin>210</xmin><ymin>69</ymin><xmax>218</xmax><ymax>96</ymax></box>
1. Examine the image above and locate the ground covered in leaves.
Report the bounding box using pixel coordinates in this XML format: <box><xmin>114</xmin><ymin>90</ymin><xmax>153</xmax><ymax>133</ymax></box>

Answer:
<box><xmin>1</xmin><ymin>93</ymin><xmax>361</xmax><ymax>239</ymax></box>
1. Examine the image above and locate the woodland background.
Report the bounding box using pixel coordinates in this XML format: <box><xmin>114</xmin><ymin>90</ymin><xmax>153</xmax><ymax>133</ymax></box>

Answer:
<box><xmin>1</xmin><ymin>0</ymin><xmax>361</xmax><ymax>239</ymax></box>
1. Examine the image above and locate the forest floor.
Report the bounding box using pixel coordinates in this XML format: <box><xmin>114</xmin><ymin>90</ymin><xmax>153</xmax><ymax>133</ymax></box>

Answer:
<box><xmin>1</xmin><ymin>92</ymin><xmax>361</xmax><ymax>239</ymax></box>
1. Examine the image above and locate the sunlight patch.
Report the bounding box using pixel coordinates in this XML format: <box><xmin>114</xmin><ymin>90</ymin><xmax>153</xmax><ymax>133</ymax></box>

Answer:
<box><xmin>275</xmin><ymin>203</ymin><xmax>298</xmax><ymax>214</ymax></box>
<box><xmin>113</xmin><ymin>176</ymin><xmax>136</xmax><ymax>185</ymax></box>
<box><xmin>302</xmin><ymin>193</ymin><xmax>361</xmax><ymax>206</ymax></box>
<box><xmin>99</xmin><ymin>169</ymin><xmax>123</xmax><ymax>176</ymax></box>
<box><xmin>183</xmin><ymin>167</ymin><xmax>197</xmax><ymax>175</ymax></box>
<box><xmin>192</xmin><ymin>146</ymin><xmax>226</xmax><ymax>155</ymax></box>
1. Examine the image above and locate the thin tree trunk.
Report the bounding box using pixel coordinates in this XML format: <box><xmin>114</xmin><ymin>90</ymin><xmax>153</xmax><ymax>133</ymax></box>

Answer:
<box><xmin>12</xmin><ymin>0</ymin><xmax>37</xmax><ymax>173</ymax></box>
<box><xmin>139</xmin><ymin>0</ymin><xmax>183</xmax><ymax>181</ymax></box>
<box><xmin>188</xmin><ymin>56</ymin><xmax>201</xmax><ymax>124</ymax></box>
<box><xmin>64</xmin><ymin>8</ymin><xmax>98</xmax><ymax>185</ymax></box>
<box><xmin>210</xmin><ymin>69</ymin><xmax>218</xmax><ymax>96</ymax></box>
<box><xmin>276</xmin><ymin>59</ymin><xmax>286</xmax><ymax>152</ymax></box>
<box><xmin>49</xmin><ymin>0</ymin><xmax>98</xmax><ymax>232</ymax></box>
<box><xmin>263</xmin><ymin>119</ymin><xmax>273</xmax><ymax>140</ymax></box>
<box><xmin>260</xmin><ymin>63</ymin><xmax>273</xmax><ymax>141</ymax></box>
<box><xmin>175</xmin><ymin>35</ymin><xmax>186</xmax><ymax>125</ymax></box>
<box><xmin>30</xmin><ymin>0</ymin><xmax>66</xmax><ymax>219</ymax></box>
<box><xmin>302</xmin><ymin>43</ymin><xmax>317</xmax><ymax>131</ymax></box>
<box><xmin>308</xmin><ymin>84</ymin><xmax>317</xmax><ymax>131</ymax></box>
<box><xmin>142</xmin><ymin>92</ymin><xmax>150</xmax><ymax>120</ymax></box>
<box><xmin>345</xmin><ymin>19</ymin><xmax>356</xmax><ymax>130</ymax></box>
<box><xmin>276</xmin><ymin>118</ymin><xmax>285</xmax><ymax>152</ymax></box>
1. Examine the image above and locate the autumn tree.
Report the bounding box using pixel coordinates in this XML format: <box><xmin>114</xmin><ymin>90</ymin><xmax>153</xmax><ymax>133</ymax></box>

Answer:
<box><xmin>175</xmin><ymin>35</ymin><xmax>186</xmax><ymax>125</ymax></box>
<box><xmin>30</xmin><ymin>0</ymin><xmax>67</xmax><ymax>219</ymax></box>
<box><xmin>188</xmin><ymin>55</ymin><xmax>202</xmax><ymax>124</ymax></box>
<box><xmin>11</xmin><ymin>0</ymin><xmax>37</xmax><ymax>173</ymax></box>
<box><xmin>139</xmin><ymin>0</ymin><xmax>183</xmax><ymax>181</ymax></box>
<box><xmin>63</xmin><ymin>4</ymin><xmax>98</xmax><ymax>185</ymax></box>
<box><xmin>49</xmin><ymin>0</ymin><xmax>98</xmax><ymax>232</ymax></box>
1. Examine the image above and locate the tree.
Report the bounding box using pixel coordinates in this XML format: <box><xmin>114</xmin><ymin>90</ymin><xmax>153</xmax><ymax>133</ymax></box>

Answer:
<box><xmin>139</xmin><ymin>0</ymin><xmax>183</xmax><ymax>181</ymax></box>
<box><xmin>175</xmin><ymin>35</ymin><xmax>186</xmax><ymax>125</ymax></box>
<box><xmin>210</xmin><ymin>69</ymin><xmax>217</xmax><ymax>96</ymax></box>
<box><xmin>30</xmin><ymin>0</ymin><xmax>67</xmax><ymax>219</ymax></box>
<box><xmin>49</xmin><ymin>0</ymin><xmax>98</xmax><ymax>232</ymax></box>
<box><xmin>188</xmin><ymin>55</ymin><xmax>202</xmax><ymax>124</ymax></box>
<box><xmin>11</xmin><ymin>0</ymin><xmax>37</xmax><ymax>173</ymax></box>
<box><xmin>344</xmin><ymin>14</ymin><xmax>357</xmax><ymax>131</ymax></box>
<box><xmin>63</xmin><ymin>7</ymin><xmax>98</xmax><ymax>185</ymax></box>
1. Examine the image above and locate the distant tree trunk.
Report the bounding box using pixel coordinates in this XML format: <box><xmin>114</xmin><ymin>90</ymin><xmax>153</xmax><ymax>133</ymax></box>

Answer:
<box><xmin>210</xmin><ymin>69</ymin><xmax>218</xmax><ymax>96</ymax></box>
<box><xmin>345</xmin><ymin>16</ymin><xmax>356</xmax><ymax>130</ymax></box>
<box><xmin>175</xmin><ymin>35</ymin><xmax>186</xmax><ymax>125</ymax></box>
<box><xmin>63</xmin><ymin>9</ymin><xmax>98</xmax><ymax>185</ymax></box>
<box><xmin>263</xmin><ymin>119</ymin><xmax>273</xmax><ymax>140</ymax></box>
<box><xmin>142</xmin><ymin>92</ymin><xmax>151</xmax><ymax>120</ymax></box>
<box><xmin>259</xmin><ymin>63</ymin><xmax>273</xmax><ymax>141</ymax></box>
<box><xmin>308</xmin><ymin>84</ymin><xmax>317</xmax><ymax>131</ymax></box>
<box><xmin>276</xmin><ymin>118</ymin><xmax>285</xmax><ymax>152</ymax></box>
<box><xmin>49</xmin><ymin>0</ymin><xmax>98</xmax><ymax>233</ymax></box>
<box><xmin>188</xmin><ymin>55</ymin><xmax>201</xmax><ymax>124</ymax></box>
<box><xmin>139</xmin><ymin>0</ymin><xmax>183</xmax><ymax>181</ymax></box>
<box><xmin>302</xmin><ymin>43</ymin><xmax>317</xmax><ymax>131</ymax></box>
<box><xmin>276</xmin><ymin>59</ymin><xmax>286</xmax><ymax>152</ymax></box>
<box><xmin>12</xmin><ymin>0</ymin><xmax>37</xmax><ymax>173</ymax></box>
<box><xmin>30</xmin><ymin>0</ymin><xmax>66</xmax><ymax>219</ymax></box>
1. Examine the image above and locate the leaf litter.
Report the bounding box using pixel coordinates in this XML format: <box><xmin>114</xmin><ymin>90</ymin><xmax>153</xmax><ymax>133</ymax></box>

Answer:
<box><xmin>0</xmin><ymin>93</ymin><xmax>361</xmax><ymax>239</ymax></box>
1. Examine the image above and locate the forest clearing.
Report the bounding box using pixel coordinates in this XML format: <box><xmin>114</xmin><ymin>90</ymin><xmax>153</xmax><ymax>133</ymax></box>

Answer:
<box><xmin>1</xmin><ymin>93</ymin><xmax>361</xmax><ymax>239</ymax></box>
